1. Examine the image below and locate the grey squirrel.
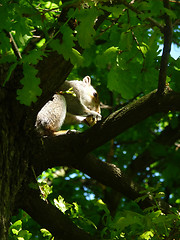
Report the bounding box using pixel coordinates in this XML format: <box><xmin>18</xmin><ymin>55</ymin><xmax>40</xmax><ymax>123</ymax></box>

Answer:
<box><xmin>35</xmin><ymin>76</ymin><xmax>101</xmax><ymax>135</ymax></box>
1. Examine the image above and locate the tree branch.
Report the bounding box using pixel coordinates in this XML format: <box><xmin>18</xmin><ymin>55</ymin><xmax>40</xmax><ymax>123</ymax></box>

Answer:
<box><xmin>158</xmin><ymin>0</ymin><xmax>173</xmax><ymax>93</ymax></box>
<box><xmin>30</xmin><ymin>89</ymin><xmax>180</xmax><ymax>213</ymax></box>
<box><xmin>21</xmin><ymin>188</ymin><xmax>95</xmax><ymax>240</ymax></box>
<box><xmin>33</xmin><ymin>88</ymin><xmax>180</xmax><ymax>175</ymax></box>
<box><xmin>81</xmin><ymin>89</ymin><xmax>180</xmax><ymax>153</ymax></box>
<box><xmin>70</xmin><ymin>153</ymin><xmax>160</xmax><ymax>210</ymax></box>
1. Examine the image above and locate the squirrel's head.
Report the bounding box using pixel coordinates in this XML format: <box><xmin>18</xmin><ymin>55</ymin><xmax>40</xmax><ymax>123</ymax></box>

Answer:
<box><xmin>82</xmin><ymin>76</ymin><xmax>101</xmax><ymax>115</ymax></box>
<box><xmin>82</xmin><ymin>76</ymin><xmax>101</xmax><ymax>126</ymax></box>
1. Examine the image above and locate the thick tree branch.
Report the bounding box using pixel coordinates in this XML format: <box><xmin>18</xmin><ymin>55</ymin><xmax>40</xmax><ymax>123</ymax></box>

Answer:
<box><xmin>81</xmin><ymin>89</ymin><xmax>180</xmax><ymax>153</ymax></box>
<box><xmin>70</xmin><ymin>154</ymin><xmax>162</xmax><ymax>211</ymax></box>
<box><xmin>33</xmin><ymin>88</ymin><xmax>180</xmax><ymax>175</ymax></box>
<box><xmin>29</xmin><ymin>89</ymin><xmax>180</xmax><ymax>214</ymax></box>
<box><xmin>32</xmin><ymin>149</ymin><xmax>171</xmax><ymax>212</ymax></box>
<box><xmin>21</xmin><ymin>188</ymin><xmax>95</xmax><ymax>240</ymax></box>
<box><xmin>158</xmin><ymin>0</ymin><xmax>173</xmax><ymax>93</ymax></box>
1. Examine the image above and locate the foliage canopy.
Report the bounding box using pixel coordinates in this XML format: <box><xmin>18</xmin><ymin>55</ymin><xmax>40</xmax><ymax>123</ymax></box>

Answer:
<box><xmin>0</xmin><ymin>0</ymin><xmax>180</xmax><ymax>239</ymax></box>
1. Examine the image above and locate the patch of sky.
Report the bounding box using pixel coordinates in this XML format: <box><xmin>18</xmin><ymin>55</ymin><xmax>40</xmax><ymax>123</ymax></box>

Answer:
<box><xmin>99</xmin><ymin>156</ymin><xmax>106</xmax><ymax>162</ymax></box>
<box><xmin>169</xmin><ymin>194</ymin><xmax>173</xmax><ymax>199</ymax></box>
<box><xmin>65</xmin><ymin>176</ymin><xmax>70</xmax><ymax>180</ymax></box>
<box><xmin>81</xmin><ymin>174</ymin><xmax>91</xmax><ymax>180</ymax></box>
<box><xmin>159</xmin><ymin>43</ymin><xmax>180</xmax><ymax>60</ymax></box>
<box><xmin>159</xmin><ymin>178</ymin><xmax>164</xmax><ymax>182</ymax></box>
<box><xmin>152</xmin><ymin>172</ymin><xmax>160</xmax><ymax>177</ymax></box>
<box><xmin>65</xmin><ymin>173</ymin><xmax>78</xmax><ymax>180</ymax></box>
<box><xmin>84</xmin><ymin>192</ymin><xmax>95</xmax><ymax>200</ymax></box>
<box><xmin>69</xmin><ymin>173</ymin><xmax>78</xmax><ymax>178</ymax></box>
<box><xmin>83</xmin><ymin>186</ymin><xmax>95</xmax><ymax>200</ymax></box>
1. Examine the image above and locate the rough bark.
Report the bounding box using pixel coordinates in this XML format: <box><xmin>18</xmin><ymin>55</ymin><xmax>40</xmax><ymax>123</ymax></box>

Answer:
<box><xmin>0</xmin><ymin>90</ymin><xmax>29</xmax><ymax>239</ymax></box>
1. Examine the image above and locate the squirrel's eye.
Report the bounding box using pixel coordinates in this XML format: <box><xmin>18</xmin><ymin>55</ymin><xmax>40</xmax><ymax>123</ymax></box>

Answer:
<box><xmin>93</xmin><ymin>92</ymin><xmax>98</xmax><ymax>98</ymax></box>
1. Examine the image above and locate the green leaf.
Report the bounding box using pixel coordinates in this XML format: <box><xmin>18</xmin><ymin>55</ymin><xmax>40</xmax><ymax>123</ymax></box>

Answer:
<box><xmin>22</xmin><ymin>49</ymin><xmax>46</xmax><ymax>65</ymax></box>
<box><xmin>76</xmin><ymin>7</ymin><xmax>99</xmax><ymax>48</ymax></box>
<box><xmin>49</xmin><ymin>25</ymin><xmax>84</xmax><ymax>66</ymax></box>
<box><xmin>16</xmin><ymin>64</ymin><xmax>42</xmax><ymax>106</ymax></box>
<box><xmin>54</xmin><ymin>195</ymin><xmax>71</xmax><ymax>213</ymax></box>
<box><xmin>40</xmin><ymin>183</ymin><xmax>53</xmax><ymax>200</ymax></box>
<box><xmin>40</xmin><ymin>228</ymin><xmax>53</xmax><ymax>238</ymax></box>
<box><xmin>9</xmin><ymin>220</ymin><xmax>22</xmax><ymax>237</ymax></box>
<box><xmin>96</xmin><ymin>46</ymin><xmax>119</xmax><ymax>68</ymax></box>
<box><xmin>100</xmin><ymin>5</ymin><xmax>125</xmax><ymax>18</ymax></box>
<box><xmin>12</xmin><ymin>228</ymin><xmax>19</xmax><ymax>235</ymax></box>
<box><xmin>139</xmin><ymin>230</ymin><xmax>154</xmax><ymax>239</ymax></box>
<box><xmin>36</xmin><ymin>38</ymin><xmax>46</xmax><ymax>48</ymax></box>
<box><xmin>71</xmin><ymin>48</ymin><xmax>84</xmax><ymax>66</ymax></box>
<box><xmin>80</xmin><ymin>216</ymin><xmax>97</xmax><ymax>230</ymax></box>
<box><xmin>18</xmin><ymin>230</ymin><xmax>32</xmax><ymax>240</ymax></box>
<box><xmin>11</xmin><ymin>220</ymin><xmax>22</xmax><ymax>230</ymax></box>
<box><xmin>164</xmin><ymin>8</ymin><xmax>177</xmax><ymax>20</ymax></box>
<box><xmin>137</xmin><ymin>42</ymin><xmax>149</xmax><ymax>55</ymax></box>
<box><xmin>0</xmin><ymin>4</ymin><xmax>11</xmax><ymax>31</ymax></box>
<box><xmin>107</xmin><ymin>67</ymin><xmax>136</xmax><ymax>99</ymax></box>
<box><xmin>95</xmin><ymin>199</ymin><xmax>110</xmax><ymax>215</ymax></box>
<box><xmin>113</xmin><ymin>211</ymin><xmax>143</xmax><ymax>232</ymax></box>
<box><xmin>49</xmin><ymin>25</ymin><xmax>75</xmax><ymax>56</ymax></box>
<box><xmin>120</xmin><ymin>31</ymin><xmax>133</xmax><ymax>51</ymax></box>
<box><xmin>149</xmin><ymin>0</ymin><xmax>164</xmax><ymax>17</ymax></box>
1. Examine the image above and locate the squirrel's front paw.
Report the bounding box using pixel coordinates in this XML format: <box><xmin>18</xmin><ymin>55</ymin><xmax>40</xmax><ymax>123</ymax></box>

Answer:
<box><xmin>92</xmin><ymin>112</ymin><xmax>102</xmax><ymax>121</ymax></box>
<box><xmin>86</xmin><ymin>112</ymin><xmax>102</xmax><ymax>126</ymax></box>
<box><xmin>96</xmin><ymin>113</ymin><xmax>102</xmax><ymax>121</ymax></box>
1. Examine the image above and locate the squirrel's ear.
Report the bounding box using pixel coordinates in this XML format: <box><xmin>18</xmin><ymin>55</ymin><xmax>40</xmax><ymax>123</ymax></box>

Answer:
<box><xmin>83</xmin><ymin>76</ymin><xmax>91</xmax><ymax>85</ymax></box>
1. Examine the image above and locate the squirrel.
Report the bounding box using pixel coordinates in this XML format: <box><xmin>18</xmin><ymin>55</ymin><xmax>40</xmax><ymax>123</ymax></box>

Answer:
<box><xmin>35</xmin><ymin>76</ymin><xmax>101</xmax><ymax>136</ymax></box>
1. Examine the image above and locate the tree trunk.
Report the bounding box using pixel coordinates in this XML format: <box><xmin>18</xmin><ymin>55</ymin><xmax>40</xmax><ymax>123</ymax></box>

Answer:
<box><xmin>0</xmin><ymin>53</ymin><xmax>73</xmax><ymax>239</ymax></box>
<box><xmin>0</xmin><ymin>90</ymin><xmax>29</xmax><ymax>239</ymax></box>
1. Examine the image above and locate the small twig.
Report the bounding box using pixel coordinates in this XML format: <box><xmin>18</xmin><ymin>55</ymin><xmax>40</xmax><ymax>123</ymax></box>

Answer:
<box><xmin>9</xmin><ymin>32</ymin><xmax>22</xmax><ymax>60</ymax></box>
<box><xmin>158</xmin><ymin>0</ymin><xmax>173</xmax><ymax>94</ymax></box>
<box><xmin>40</xmin><ymin>8</ymin><xmax>61</xmax><ymax>13</ymax></box>
<box><xmin>94</xmin><ymin>16</ymin><xmax>120</xmax><ymax>40</ymax></box>
<box><xmin>131</xmin><ymin>31</ymin><xmax>145</xmax><ymax>59</ymax></box>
